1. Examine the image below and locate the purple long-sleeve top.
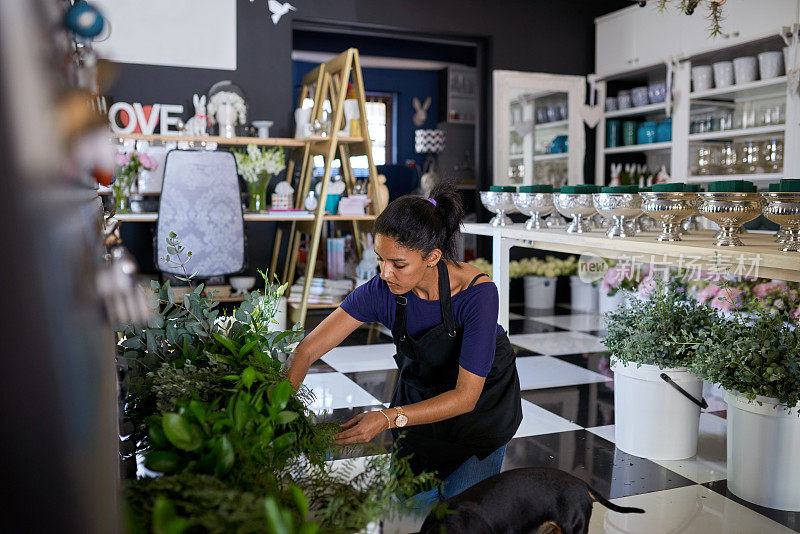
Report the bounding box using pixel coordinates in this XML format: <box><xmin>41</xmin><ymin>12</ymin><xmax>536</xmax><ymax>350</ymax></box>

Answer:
<box><xmin>340</xmin><ymin>275</ymin><xmax>505</xmax><ymax>377</ymax></box>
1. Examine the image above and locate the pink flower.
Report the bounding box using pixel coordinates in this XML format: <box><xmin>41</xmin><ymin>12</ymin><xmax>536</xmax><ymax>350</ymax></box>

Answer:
<box><xmin>753</xmin><ymin>281</ymin><xmax>789</xmax><ymax>299</ymax></box>
<box><xmin>138</xmin><ymin>153</ymin><xmax>158</xmax><ymax>171</ymax></box>
<box><xmin>710</xmin><ymin>287</ymin><xmax>744</xmax><ymax>312</ymax></box>
<box><xmin>695</xmin><ymin>284</ymin><xmax>722</xmax><ymax>305</ymax></box>
<box><xmin>115</xmin><ymin>152</ymin><xmax>129</xmax><ymax>167</ymax></box>
<box><xmin>791</xmin><ymin>306</ymin><xmax>800</xmax><ymax>320</ymax></box>
<box><xmin>638</xmin><ymin>274</ymin><xmax>658</xmax><ymax>298</ymax></box>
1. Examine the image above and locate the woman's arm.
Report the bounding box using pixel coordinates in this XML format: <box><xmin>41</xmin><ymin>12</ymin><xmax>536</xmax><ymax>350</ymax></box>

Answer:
<box><xmin>334</xmin><ymin>366</ymin><xmax>485</xmax><ymax>444</ymax></box>
<box><xmin>287</xmin><ymin>307</ymin><xmax>363</xmax><ymax>389</ymax></box>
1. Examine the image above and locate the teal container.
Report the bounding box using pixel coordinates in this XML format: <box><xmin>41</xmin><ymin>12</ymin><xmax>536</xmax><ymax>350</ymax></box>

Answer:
<box><xmin>622</xmin><ymin>121</ymin><xmax>638</xmax><ymax>146</ymax></box>
<box><xmin>656</xmin><ymin>118</ymin><xmax>672</xmax><ymax>143</ymax></box>
<box><xmin>606</xmin><ymin>120</ymin><xmax>621</xmax><ymax>148</ymax></box>
<box><xmin>325</xmin><ymin>194</ymin><xmax>341</xmax><ymax>214</ymax></box>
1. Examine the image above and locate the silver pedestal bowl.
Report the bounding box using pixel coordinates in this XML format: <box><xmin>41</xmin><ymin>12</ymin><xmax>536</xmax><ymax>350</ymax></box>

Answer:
<box><xmin>593</xmin><ymin>193</ymin><xmax>643</xmax><ymax>238</ymax></box>
<box><xmin>513</xmin><ymin>193</ymin><xmax>554</xmax><ymax>230</ymax></box>
<box><xmin>480</xmin><ymin>191</ymin><xmax>517</xmax><ymax>226</ymax></box>
<box><xmin>762</xmin><ymin>192</ymin><xmax>800</xmax><ymax>252</ymax></box>
<box><xmin>554</xmin><ymin>193</ymin><xmax>597</xmax><ymax>233</ymax></box>
<box><xmin>698</xmin><ymin>192</ymin><xmax>763</xmax><ymax>247</ymax></box>
<box><xmin>640</xmin><ymin>192</ymin><xmax>699</xmax><ymax>242</ymax></box>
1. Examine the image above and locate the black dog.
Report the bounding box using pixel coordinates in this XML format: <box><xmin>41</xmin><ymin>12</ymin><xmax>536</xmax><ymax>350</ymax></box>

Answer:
<box><xmin>419</xmin><ymin>467</ymin><xmax>645</xmax><ymax>534</ymax></box>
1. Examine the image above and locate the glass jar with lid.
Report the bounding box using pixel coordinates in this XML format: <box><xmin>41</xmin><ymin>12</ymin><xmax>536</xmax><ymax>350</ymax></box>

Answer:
<box><xmin>719</xmin><ymin>143</ymin><xmax>737</xmax><ymax>174</ymax></box>
<box><xmin>694</xmin><ymin>145</ymin><xmax>718</xmax><ymax>176</ymax></box>
<box><xmin>736</xmin><ymin>141</ymin><xmax>761</xmax><ymax>174</ymax></box>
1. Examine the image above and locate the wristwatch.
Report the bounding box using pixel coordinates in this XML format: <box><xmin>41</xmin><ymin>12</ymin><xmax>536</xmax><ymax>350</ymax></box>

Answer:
<box><xmin>394</xmin><ymin>406</ymin><xmax>408</xmax><ymax>427</ymax></box>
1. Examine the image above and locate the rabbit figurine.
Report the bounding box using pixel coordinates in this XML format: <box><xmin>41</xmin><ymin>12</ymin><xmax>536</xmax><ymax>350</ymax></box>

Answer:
<box><xmin>609</xmin><ymin>163</ymin><xmax>622</xmax><ymax>186</ymax></box>
<box><xmin>184</xmin><ymin>94</ymin><xmax>208</xmax><ymax>136</ymax></box>
<box><xmin>412</xmin><ymin>96</ymin><xmax>431</xmax><ymax>127</ymax></box>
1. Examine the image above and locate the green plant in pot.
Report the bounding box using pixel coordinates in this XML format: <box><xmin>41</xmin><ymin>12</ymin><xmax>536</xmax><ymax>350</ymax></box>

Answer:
<box><xmin>602</xmin><ymin>281</ymin><xmax>719</xmax><ymax>460</ymax></box>
<box><xmin>233</xmin><ymin>144</ymin><xmax>286</xmax><ymax>212</ymax></box>
<box><xmin>687</xmin><ymin>303</ymin><xmax>800</xmax><ymax>511</ymax></box>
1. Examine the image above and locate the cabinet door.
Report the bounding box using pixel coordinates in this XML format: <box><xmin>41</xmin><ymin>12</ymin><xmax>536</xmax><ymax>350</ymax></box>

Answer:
<box><xmin>634</xmin><ymin>4</ymin><xmax>686</xmax><ymax>68</ymax></box>
<box><xmin>596</xmin><ymin>9</ymin><xmax>637</xmax><ymax>77</ymax></box>
<box><xmin>681</xmin><ymin>0</ymin><xmax>798</xmax><ymax>56</ymax></box>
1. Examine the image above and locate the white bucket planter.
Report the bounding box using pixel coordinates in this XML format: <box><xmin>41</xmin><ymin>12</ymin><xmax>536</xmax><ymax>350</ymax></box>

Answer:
<box><xmin>599</xmin><ymin>289</ymin><xmax>626</xmax><ymax>316</ymax></box>
<box><xmin>524</xmin><ymin>276</ymin><xmax>557</xmax><ymax>309</ymax></box>
<box><xmin>570</xmin><ymin>275</ymin><xmax>599</xmax><ymax>312</ymax></box>
<box><xmin>725</xmin><ymin>390</ymin><xmax>800</xmax><ymax>511</ymax></box>
<box><xmin>612</xmin><ymin>360</ymin><xmax>703</xmax><ymax>460</ymax></box>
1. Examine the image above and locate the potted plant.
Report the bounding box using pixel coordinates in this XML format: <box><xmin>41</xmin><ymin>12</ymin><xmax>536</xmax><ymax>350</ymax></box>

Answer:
<box><xmin>689</xmin><ymin>304</ymin><xmax>800</xmax><ymax>511</ymax></box>
<box><xmin>514</xmin><ymin>256</ymin><xmax>575</xmax><ymax>310</ymax></box>
<box><xmin>113</xmin><ymin>151</ymin><xmax>158</xmax><ymax>213</ymax></box>
<box><xmin>602</xmin><ymin>281</ymin><xmax>718</xmax><ymax>460</ymax></box>
<box><xmin>565</xmin><ymin>256</ymin><xmax>600</xmax><ymax>313</ymax></box>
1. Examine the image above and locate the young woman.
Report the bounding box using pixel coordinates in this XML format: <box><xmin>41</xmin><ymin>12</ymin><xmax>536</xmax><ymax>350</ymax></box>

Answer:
<box><xmin>287</xmin><ymin>182</ymin><xmax>522</xmax><ymax>506</ymax></box>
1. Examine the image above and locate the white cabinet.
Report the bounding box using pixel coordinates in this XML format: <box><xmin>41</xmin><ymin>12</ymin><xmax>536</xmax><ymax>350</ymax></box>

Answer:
<box><xmin>680</xmin><ymin>0</ymin><xmax>798</xmax><ymax>56</ymax></box>
<box><xmin>596</xmin><ymin>8</ymin><xmax>638</xmax><ymax>77</ymax></box>
<box><xmin>597</xmin><ymin>0</ymin><xmax>800</xmax><ymax>77</ymax></box>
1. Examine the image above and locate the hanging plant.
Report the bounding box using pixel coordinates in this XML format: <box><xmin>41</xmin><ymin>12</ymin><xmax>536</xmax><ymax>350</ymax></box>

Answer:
<box><xmin>652</xmin><ymin>0</ymin><xmax>727</xmax><ymax>37</ymax></box>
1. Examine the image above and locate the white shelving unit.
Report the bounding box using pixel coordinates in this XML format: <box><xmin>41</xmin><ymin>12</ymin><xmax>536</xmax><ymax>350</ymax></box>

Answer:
<box><xmin>535</xmin><ymin>119</ymin><xmax>569</xmax><ymax>130</ymax></box>
<box><xmin>533</xmin><ymin>152</ymin><xmax>569</xmax><ymax>161</ymax></box>
<box><xmin>595</xmin><ymin>36</ymin><xmax>797</xmax><ymax>189</ymax></box>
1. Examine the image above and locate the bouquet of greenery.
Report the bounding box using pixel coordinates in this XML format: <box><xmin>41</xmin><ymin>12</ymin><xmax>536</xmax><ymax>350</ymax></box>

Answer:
<box><xmin>602</xmin><ymin>280</ymin><xmax>719</xmax><ymax>369</ymax></box>
<box><xmin>233</xmin><ymin>144</ymin><xmax>287</xmax><ymax>212</ymax></box>
<box><xmin>120</xmin><ymin>234</ymin><xmax>433</xmax><ymax>534</ymax></box>
<box><xmin>112</xmin><ymin>151</ymin><xmax>158</xmax><ymax>212</ymax></box>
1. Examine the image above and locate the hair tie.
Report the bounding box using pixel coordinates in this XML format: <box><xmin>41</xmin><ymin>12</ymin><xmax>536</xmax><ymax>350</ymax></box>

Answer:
<box><xmin>427</xmin><ymin>198</ymin><xmax>437</xmax><ymax>207</ymax></box>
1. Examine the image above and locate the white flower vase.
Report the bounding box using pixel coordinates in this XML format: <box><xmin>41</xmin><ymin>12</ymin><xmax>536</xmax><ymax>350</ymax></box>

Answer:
<box><xmin>569</xmin><ymin>275</ymin><xmax>599</xmax><ymax>312</ymax></box>
<box><xmin>217</xmin><ymin>102</ymin><xmax>237</xmax><ymax>138</ymax></box>
<box><xmin>524</xmin><ymin>276</ymin><xmax>557</xmax><ymax>310</ymax></box>
<box><xmin>612</xmin><ymin>360</ymin><xmax>703</xmax><ymax>460</ymax></box>
<box><xmin>725</xmin><ymin>390</ymin><xmax>800</xmax><ymax>511</ymax></box>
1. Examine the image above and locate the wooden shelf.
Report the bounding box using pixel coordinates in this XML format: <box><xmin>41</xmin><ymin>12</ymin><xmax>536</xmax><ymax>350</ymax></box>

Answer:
<box><xmin>114</xmin><ymin>212</ymin><xmax>377</xmax><ymax>223</ymax></box>
<box><xmin>464</xmin><ymin>223</ymin><xmax>800</xmax><ymax>282</ymax></box>
<box><xmin>113</xmin><ymin>133</ymin><xmax>306</xmax><ymax>147</ymax></box>
<box><xmin>604</xmin><ymin>141</ymin><xmax>672</xmax><ymax>154</ymax></box>
<box><xmin>604</xmin><ymin>102</ymin><xmax>669</xmax><ymax>119</ymax></box>
<box><xmin>690</xmin><ymin>76</ymin><xmax>787</xmax><ymax>101</ymax></box>
<box><xmin>688</xmin><ymin>124</ymin><xmax>785</xmax><ymax>142</ymax></box>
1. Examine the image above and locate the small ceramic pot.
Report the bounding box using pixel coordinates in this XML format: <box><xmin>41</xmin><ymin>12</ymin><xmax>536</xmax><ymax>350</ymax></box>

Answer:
<box><xmin>648</xmin><ymin>82</ymin><xmax>666</xmax><ymax>103</ymax></box>
<box><xmin>691</xmin><ymin>65</ymin><xmax>713</xmax><ymax>92</ymax></box>
<box><xmin>606</xmin><ymin>120</ymin><xmax>621</xmax><ymax>148</ymax></box>
<box><xmin>632</xmin><ymin>86</ymin><xmax>649</xmax><ymax>107</ymax></box>
<box><xmin>656</xmin><ymin>118</ymin><xmax>672</xmax><ymax>143</ymax></box>
<box><xmin>617</xmin><ymin>90</ymin><xmax>632</xmax><ymax>109</ymax></box>
<box><xmin>733</xmin><ymin>56</ymin><xmax>757</xmax><ymax>84</ymax></box>
<box><xmin>759</xmin><ymin>51</ymin><xmax>784</xmax><ymax>79</ymax></box>
<box><xmin>622</xmin><ymin>121</ymin><xmax>638</xmax><ymax>146</ymax></box>
<box><xmin>713</xmin><ymin>61</ymin><xmax>734</xmax><ymax>88</ymax></box>
<box><xmin>605</xmin><ymin>97</ymin><xmax>618</xmax><ymax>111</ymax></box>
<box><xmin>547</xmin><ymin>105</ymin><xmax>561</xmax><ymax>122</ymax></box>
<box><xmin>536</xmin><ymin>108</ymin><xmax>549</xmax><ymax>123</ymax></box>
<box><xmin>637</xmin><ymin>121</ymin><xmax>657</xmax><ymax>144</ymax></box>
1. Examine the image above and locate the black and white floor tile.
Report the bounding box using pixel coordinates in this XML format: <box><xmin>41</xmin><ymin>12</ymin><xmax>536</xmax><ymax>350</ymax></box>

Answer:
<box><xmin>300</xmin><ymin>306</ymin><xmax>800</xmax><ymax>533</ymax></box>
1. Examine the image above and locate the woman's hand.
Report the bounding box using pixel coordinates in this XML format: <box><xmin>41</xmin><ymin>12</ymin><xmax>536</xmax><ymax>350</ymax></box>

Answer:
<box><xmin>334</xmin><ymin>410</ymin><xmax>391</xmax><ymax>445</ymax></box>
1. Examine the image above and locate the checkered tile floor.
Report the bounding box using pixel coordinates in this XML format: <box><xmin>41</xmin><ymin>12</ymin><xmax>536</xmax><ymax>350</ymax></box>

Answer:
<box><xmin>302</xmin><ymin>304</ymin><xmax>800</xmax><ymax>533</ymax></box>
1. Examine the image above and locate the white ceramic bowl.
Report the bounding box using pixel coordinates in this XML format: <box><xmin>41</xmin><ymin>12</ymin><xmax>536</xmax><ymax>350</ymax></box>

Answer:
<box><xmin>229</xmin><ymin>276</ymin><xmax>256</xmax><ymax>294</ymax></box>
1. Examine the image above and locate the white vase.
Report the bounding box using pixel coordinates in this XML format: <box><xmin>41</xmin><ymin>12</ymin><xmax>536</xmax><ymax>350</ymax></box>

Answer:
<box><xmin>724</xmin><ymin>390</ymin><xmax>800</xmax><ymax>511</ymax></box>
<box><xmin>216</xmin><ymin>102</ymin><xmax>237</xmax><ymax>138</ymax></box>
<box><xmin>758</xmin><ymin>51</ymin><xmax>785</xmax><ymax>79</ymax></box>
<box><xmin>524</xmin><ymin>276</ymin><xmax>556</xmax><ymax>310</ymax></box>
<box><xmin>733</xmin><ymin>56</ymin><xmax>757</xmax><ymax>84</ymax></box>
<box><xmin>569</xmin><ymin>275</ymin><xmax>598</xmax><ymax>312</ymax></box>
<box><xmin>612</xmin><ymin>360</ymin><xmax>703</xmax><ymax>460</ymax></box>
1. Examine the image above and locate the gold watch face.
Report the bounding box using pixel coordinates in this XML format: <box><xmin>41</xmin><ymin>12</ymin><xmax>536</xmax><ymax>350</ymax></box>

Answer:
<box><xmin>395</xmin><ymin>414</ymin><xmax>409</xmax><ymax>427</ymax></box>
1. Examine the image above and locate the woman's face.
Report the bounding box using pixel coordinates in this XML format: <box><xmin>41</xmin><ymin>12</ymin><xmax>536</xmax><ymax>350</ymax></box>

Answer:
<box><xmin>374</xmin><ymin>234</ymin><xmax>438</xmax><ymax>294</ymax></box>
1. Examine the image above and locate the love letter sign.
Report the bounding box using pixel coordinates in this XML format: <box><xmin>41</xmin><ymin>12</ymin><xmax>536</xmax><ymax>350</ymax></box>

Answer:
<box><xmin>108</xmin><ymin>101</ymin><xmax>184</xmax><ymax>135</ymax></box>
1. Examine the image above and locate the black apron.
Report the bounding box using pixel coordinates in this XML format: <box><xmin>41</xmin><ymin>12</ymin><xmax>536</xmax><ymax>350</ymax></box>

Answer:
<box><xmin>390</xmin><ymin>262</ymin><xmax>522</xmax><ymax>480</ymax></box>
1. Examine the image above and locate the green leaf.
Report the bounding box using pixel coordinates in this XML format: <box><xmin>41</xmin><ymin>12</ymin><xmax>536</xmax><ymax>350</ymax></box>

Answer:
<box><xmin>234</xmin><ymin>396</ymin><xmax>253</xmax><ymax>431</ymax></box>
<box><xmin>276</xmin><ymin>411</ymin><xmax>298</xmax><ymax>425</ymax></box>
<box><xmin>148</xmin><ymin>422</ymin><xmax>168</xmax><ymax>448</ymax></box>
<box><xmin>290</xmin><ymin>485</ymin><xmax>309</xmax><ymax>518</ymax></box>
<box><xmin>239</xmin><ymin>339</ymin><xmax>259</xmax><ymax>357</ymax></box>
<box><xmin>213</xmin><ymin>332</ymin><xmax>240</xmax><ymax>356</ymax></box>
<box><xmin>214</xmin><ymin>435</ymin><xmax>235</xmax><ymax>477</ymax></box>
<box><xmin>298</xmin><ymin>524</ymin><xmax>319</xmax><ymax>534</ymax></box>
<box><xmin>270</xmin><ymin>381</ymin><xmax>292</xmax><ymax>411</ymax></box>
<box><xmin>162</xmin><ymin>413</ymin><xmax>203</xmax><ymax>451</ymax></box>
<box><xmin>264</xmin><ymin>497</ymin><xmax>290</xmax><ymax>534</ymax></box>
<box><xmin>271</xmin><ymin>432</ymin><xmax>296</xmax><ymax>456</ymax></box>
<box><xmin>144</xmin><ymin>450</ymin><xmax>184</xmax><ymax>473</ymax></box>
<box><xmin>188</xmin><ymin>400</ymin><xmax>207</xmax><ymax>425</ymax></box>
<box><xmin>152</xmin><ymin>497</ymin><xmax>189</xmax><ymax>534</ymax></box>
<box><xmin>242</xmin><ymin>366</ymin><xmax>256</xmax><ymax>389</ymax></box>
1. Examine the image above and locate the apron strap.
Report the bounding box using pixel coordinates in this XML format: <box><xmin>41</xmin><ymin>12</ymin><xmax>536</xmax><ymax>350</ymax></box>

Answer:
<box><xmin>467</xmin><ymin>272</ymin><xmax>489</xmax><ymax>288</ymax></box>
<box><xmin>393</xmin><ymin>292</ymin><xmax>409</xmax><ymax>341</ymax></box>
<box><xmin>437</xmin><ymin>262</ymin><xmax>458</xmax><ymax>337</ymax></box>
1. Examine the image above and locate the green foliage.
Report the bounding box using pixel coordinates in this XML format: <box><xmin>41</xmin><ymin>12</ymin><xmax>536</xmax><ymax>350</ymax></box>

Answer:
<box><xmin>688</xmin><ymin>310</ymin><xmax>800</xmax><ymax>407</ymax></box>
<box><xmin>602</xmin><ymin>280</ymin><xmax>719</xmax><ymax>368</ymax></box>
<box><xmin>121</xmin><ymin>235</ymin><xmax>434</xmax><ymax>533</ymax></box>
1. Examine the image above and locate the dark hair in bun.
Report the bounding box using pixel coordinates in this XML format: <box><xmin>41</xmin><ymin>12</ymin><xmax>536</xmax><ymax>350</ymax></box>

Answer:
<box><xmin>373</xmin><ymin>180</ymin><xmax>465</xmax><ymax>263</ymax></box>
